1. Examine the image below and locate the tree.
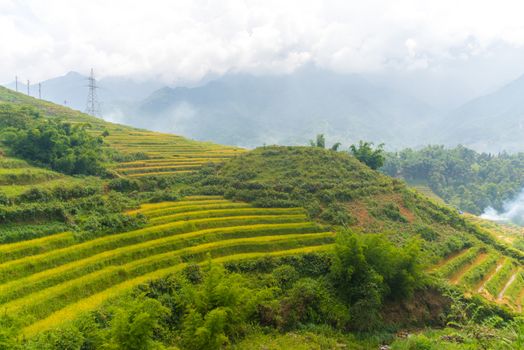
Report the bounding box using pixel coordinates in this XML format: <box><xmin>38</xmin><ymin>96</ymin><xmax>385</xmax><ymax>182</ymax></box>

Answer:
<box><xmin>349</xmin><ymin>141</ymin><xmax>385</xmax><ymax>170</ymax></box>
<box><xmin>331</xmin><ymin>142</ymin><xmax>341</xmax><ymax>151</ymax></box>
<box><xmin>3</xmin><ymin>117</ymin><xmax>105</xmax><ymax>175</ymax></box>
<box><xmin>104</xmin><ymin>296</ymin><xmax>170</xmax><ymax>350</ymax></box>
<box><xmin>330</xmin><ymin>230</ymin><xmax>423</xmax><ymax>330</ymax></box>
<box><xmin>309</xmin><ymin>134</ymin><xmax>325</xmax><ymax>148</ymax></box>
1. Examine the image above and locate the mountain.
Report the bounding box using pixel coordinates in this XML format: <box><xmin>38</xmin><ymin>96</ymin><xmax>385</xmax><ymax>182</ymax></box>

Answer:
<box><xmin>5</xmin><ymin>72</ymin><xmax>87</xmax><ymax>110</ymax></box>
<box><xmin>3</xmin><ymin>72</ymin><xmax>162</xmax><ymax>116</ymax></box>
<box><xmin>440</xmin><ymin>74</ymin><xmax>524</xmax><ymax>152</ymax></box>
<box><xmin>130</xmin><ymin>67</ymin><xmax>440</xmax><ymax>148</ymax></box>
<box><xmin>8</xmin><ymin>68</ymin><xmax>524</xmax><ymax>153</ymax></box>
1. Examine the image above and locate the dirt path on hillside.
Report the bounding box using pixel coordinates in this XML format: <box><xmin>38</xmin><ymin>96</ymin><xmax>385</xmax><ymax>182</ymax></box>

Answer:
<box><xmin>450</xmin><ymin>253</ymin><xmax>487</xmax><ymax>285</ymax></box>
<box><xmin>430</xmin><ymin>249</ymin><xmax>470</xmax><ymax>272</ymax></box>
<box><xmin>478</xmin><ymin>258</ymin><xmax>506</xmax><ymax>294</ymax></box>
<box><xmin>498</xmin><ymin>270</ymin><xmax>518</xmax><ymax>300</ymax></box>
<box><xmin>516</xmin><ymin>287</ymin><xmax>524</xmax><ymax>313</ymax></box>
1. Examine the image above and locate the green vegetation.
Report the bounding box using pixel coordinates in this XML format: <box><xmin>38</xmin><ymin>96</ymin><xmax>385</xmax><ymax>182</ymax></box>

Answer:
<box><xmin>383</xmin><ymin>145</ymin><xmax>524</xmax><ymax>214</ymax></box>
<box><xmin>0</xmin><ymin>103</ymin><xmax>106</xmax><ymax>175</ymax></box>
<box><xmin>2</xmin><ymin>88</ymin><xmax>524</xmax><ymax>349</ymax></box>
<box><xmin>436</xmin><ymin>247</ymin><xmax>484</xmax><ymax>279</ymax></box>
<box><xmin>183</xmin><ymin>146</ymin><xmax>396</xmax><ymax>225</ymax></box>
<box><xmin>460</xmin><ymin>252</ymin><xmax>500</xmax><ymax>288</ymax></box>
<box><xmin>484</xmin><ymin>259</ymin><xmax>515</xmax><ymax>297</ymax></box>
<box><xmin>330</xmin><ymin>231</ymin><xmax>423</xmax><ymax>329</ymax></box>
<box><xmin>350</xmin><ymin>140</ymin><xmax>385</xmax><ymax>170</ymax></box>
<box><xmin>6</xmin><ymin>231</ymin><xmax>427</xmax><ymax>349</ymax></box>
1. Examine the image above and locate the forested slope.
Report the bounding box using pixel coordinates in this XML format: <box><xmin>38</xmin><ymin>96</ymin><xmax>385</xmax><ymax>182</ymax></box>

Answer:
<box><xmin>383</xmin><ymin>145</ymin><xmax>524</xmax><ymax>214</ymax></box>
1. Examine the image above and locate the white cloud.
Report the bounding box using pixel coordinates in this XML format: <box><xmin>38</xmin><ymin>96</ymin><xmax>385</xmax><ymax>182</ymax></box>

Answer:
<box><xmin>1</xmin><ymin>0</ymin><xmax>524</xmax><ymax>84</ymax></box>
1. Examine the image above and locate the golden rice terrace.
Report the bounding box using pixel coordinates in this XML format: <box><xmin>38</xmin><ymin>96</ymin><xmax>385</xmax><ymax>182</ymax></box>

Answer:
<box><xmin>0</xmin><ymin>196</ymin><xmax>334</xmax><ymax>337</ymax></box>
<box><xmin>105</xmin><ymin>129</ymin><xmax>244</xmax><ymax>177</ymax></box>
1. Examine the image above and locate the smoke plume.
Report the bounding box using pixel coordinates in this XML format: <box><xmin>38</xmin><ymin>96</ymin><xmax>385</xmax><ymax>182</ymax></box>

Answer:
<box><xmin>481</xmin><ymin>189</ymin><xmax>524</xmax><ymax>226</ymax></box>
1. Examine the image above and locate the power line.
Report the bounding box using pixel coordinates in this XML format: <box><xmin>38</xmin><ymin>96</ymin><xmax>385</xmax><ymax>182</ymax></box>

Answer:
<box><xmin>85</xmin><ymin>68</ymin><xmax>100</xmax><ymax>116</ymax></box>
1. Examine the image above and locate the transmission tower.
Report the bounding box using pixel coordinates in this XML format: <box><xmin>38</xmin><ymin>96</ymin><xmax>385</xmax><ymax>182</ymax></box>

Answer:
<box><xmin>27</xmin><ymin>80</ymin><xmax>30</xmax><ymax>95</ymax></box>
<box><xmin>15</xmin><ymin>76</ymin><xmax>18</xmax><ymax>92</ymax></box>
<box><xmin>38</xmin><ymin>83</ymin><xmax>42</xmax><ymax>99</ymax></box>
<box><xmin>85</xmin><ymin>68</ymin><xmax>100</xmax><ymax>116</ymax></box>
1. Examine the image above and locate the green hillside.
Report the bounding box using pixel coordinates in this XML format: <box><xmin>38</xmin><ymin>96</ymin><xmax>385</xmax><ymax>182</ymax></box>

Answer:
<box><xmin>1</xmin><ymin>195</ymin><xmax>333</xmax><ymax>336</ymax></box>
<box><xmin>1</xmin><ymin>88</ymin><xmax>524</xmax><ymax>349</ymax></box>
<box><xmin>383</xmin><ymin>145</ymin><xmax>524</xmax><ymax>215</ymax></box>
<box><xmin>0</xmin><ymin>86</ymin><xmax>244</xmax><ymax>178</ymax></box>
<box><xmin>179</xmin><ymin>146</ymin><xmax>524</xmax><ymax>306</ymax></box>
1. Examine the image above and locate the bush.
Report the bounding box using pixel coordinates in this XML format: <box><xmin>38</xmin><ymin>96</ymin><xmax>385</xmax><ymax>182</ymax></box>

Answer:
<box><xmin>0</xmin><ymin>191</ymin><xmax>9</xmax><ymax>205</ymax></box>
<box><xmin>330</xmin><ymin>230</ymin><xmax>424</xmax><ymax>330</ymax></box>
<box><xmin>272</xmin><ymin>265</ymin><xmax>299</xmax><ymax>290</ymax></box>
<box><xmin>104</xmin><ymin>297</ymin><xmax>170</xmax><ymax>350</ymax></box>
<box><xmin>416</xmin><ymin>224</ymin><xmax>439</xmax><ymax>242</ymax></box>
<box><xmin>25</xmin><ymin>324</ymin><xmax>84</xmax><ymax>350</ymax></box>
<box><xmin>74</xmin><ymin>213</ymin><xmax>147</xmax><ymax>240</ymax></box>
<box><xmin>0</xmin><ymin>107</ymin><xmax>106</xmax><ymax>176</ymax></box>
<box><xmin>279</xmin><ymin>278</ymin><xmax>349</xmax><ymax>330</ymax></box>
<box><xmin>108</xmin><ymin>178</ymin><xmax>140</xmax><ymax>193</ymax></box>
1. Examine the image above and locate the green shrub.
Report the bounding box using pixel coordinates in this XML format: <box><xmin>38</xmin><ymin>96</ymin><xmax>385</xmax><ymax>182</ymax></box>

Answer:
<box><xmin>272</xmin><ymin>265</ymin><xmax>299</xmax><ymax>290</ymax></box>
<box><xmin>108</xmin><ymin>178</ymin><xmax>140</xmax><ymax>193</ymax></box>
<box><xmin>330</xmin><ymin>230</ymin><xmax>423</xmax><ymax>330</ymax></box>
<box><xmin>0</xmin><ymin>191</ymin><xmax>9</xmax><ymax>205</ymax></box>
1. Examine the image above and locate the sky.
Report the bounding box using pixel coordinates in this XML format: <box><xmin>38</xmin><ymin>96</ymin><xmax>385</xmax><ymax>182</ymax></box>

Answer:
<box><xmin>2</xmin><ymin>0</ymin><xmax>524</xmax><ymax>108</ymax></box>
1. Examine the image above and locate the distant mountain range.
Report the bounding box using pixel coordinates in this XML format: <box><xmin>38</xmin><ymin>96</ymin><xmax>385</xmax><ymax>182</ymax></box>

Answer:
<box><xmin>132</xmin><ymin>67</ymin><xmax>440</xmax><ymax>148</ymax></box>
<box><xmin>3</xmin><ymin>72</ymin><xmax>162</xmax><ymax>118</ymax></box>
<box><xmin>439</xmin><ymin>74</ymin><xmax>524</xmax><ymax>153</ymax></box>
<box><xmin>3</xmin><ymin>67</ymin><xmax>524</xmax><ymax>152</ymax></box>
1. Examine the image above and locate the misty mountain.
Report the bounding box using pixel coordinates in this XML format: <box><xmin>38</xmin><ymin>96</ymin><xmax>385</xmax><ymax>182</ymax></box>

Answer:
<box><xmin>3</xmin><ymin>72</ymin><xmax>162</xmax><ymax>116</ymax></box>
<box><xmin>130</xmin><ymin>67</ymin><xmax>440</xmax><ymax>148</ymax></box>
<box><xmin>7</xmin><ymin>68</ymin><xmax>524</xmax><ymax>152</ymax></box>
<box><xmin>440</xmin><ymin>74</ymin><xmax>524</xmax><ymax>153</ymax></box>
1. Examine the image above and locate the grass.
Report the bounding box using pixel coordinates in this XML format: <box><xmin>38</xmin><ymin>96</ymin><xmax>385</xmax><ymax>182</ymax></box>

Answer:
<box><xmin>0</xmin><ymin>222</ymin><xmax>324</xmax><ymax>303</ymax></box>
<box><xmin>0</xmin><ymin>232</ymin><xmax>75</xmax><ymax>263</ymax></box>
<box><xmin>142</xmin><ymin>202</ymin><xmax>252</xmax><ymax>218</ymax></box>
<box><xmin>129</xmin><ymin>200</ymin><xmax>240</xmax><ymax>217</ymax></box>
<box><xmin>484</xmin><ymin>259</ymin><xmax>515</xmax><ymax>297</ymax></box>
<box><xmin>0</xmin><ymin>167</ymin><xmax>62</xmax><ymax>186</ymax></box>
<box><xmin>0</xmin><ymin>195</ymin><xmax>335</xmax><ymax>337</ymax></box>
<box><xmin>436</xmin><ymin>247</ymin><xmax>483</xmax><ymax>279</ymax></box>
<box><xmin>501</xmin><ymin>270</ymin><xmax>524</xmax><ymax>305</ymax></box>
<box><xmin>126</xmin><ymin>198</ymin><xmax>229</xmax><ymax>214</ymax></box>
<box><xmin>22</xmin><ymin>244</ymin><xmax>332</xmax><ymax>336</ymax></box>
<box><xmin>0</xmin><ymin>214</ymin><xmax>310</xmax><ymax>283</ymax></box>
<box><xmin>459</xmin><ymin>252</ymin><xmax>500</xmax><ymax>288</ymax></box>
<box><xmin>104</xmin><ymin>127</ymin><xmax>244</xmax><ymax>177</ymax></box>
<box><xmin>13</xmin><ymin>236</ymin><xmax>333</xmax><ymax>332</ymax></box>
<box><xmin>148</xmin><ymin>207</ymin><xmax>306</xmax><ymax>225</ymax></box>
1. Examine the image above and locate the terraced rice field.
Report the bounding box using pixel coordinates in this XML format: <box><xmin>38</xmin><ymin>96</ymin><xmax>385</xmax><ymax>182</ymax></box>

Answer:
<box><xmin>434</xmin><ymin>246</ymin><xmax>524</xmax><ymax>311</ymax></box>
<box><xmin>1</xmin><ymin>86</ymin><xmax>244</xmax><ymax>178</ymax></box>
<box><xmin>0</xmin><ymin>157</ymin><xmax>67</xmax><ymax>196</ymax></box>
<box><xmin>105</xmin><ymin>130</ymin><xmax>244</xmax><ymax>177</ymax></box>
<box><xmin>465</xmin><ymin>213</ymin><xmax>524</xmax><ymax>248</ymax></box>
<box><xmin>0</xmin><ymin>196</ymin><xmax>334</xmax><ymax>337</ymax></box>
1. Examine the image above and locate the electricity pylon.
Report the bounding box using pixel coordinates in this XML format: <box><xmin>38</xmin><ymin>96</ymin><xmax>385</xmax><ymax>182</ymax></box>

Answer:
<box><xmin>85</xmin><ymin>68</ymin><xmax>100</xmax><ymax>116</ymax></box>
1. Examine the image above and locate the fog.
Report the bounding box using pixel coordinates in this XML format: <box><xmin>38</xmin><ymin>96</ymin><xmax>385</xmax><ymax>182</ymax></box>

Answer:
<box><xmin>481</xmin><ymin>189</ymin><xmax>524</xmax><ymax>226</ymax></box>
